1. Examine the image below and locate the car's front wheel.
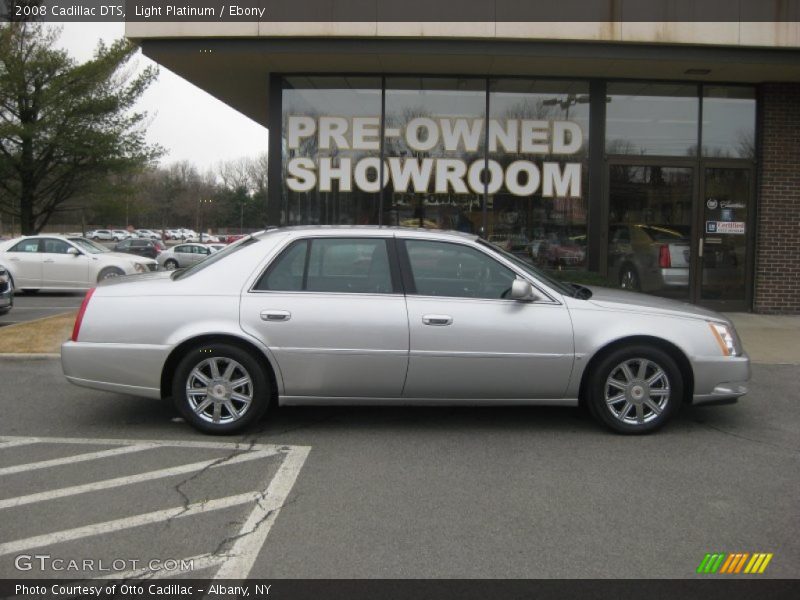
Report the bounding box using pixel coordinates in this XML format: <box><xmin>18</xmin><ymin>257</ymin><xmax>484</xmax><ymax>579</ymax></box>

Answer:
<box><xmin>98</xmin><ymin>267</ymin><xmax>124</xmax><ymax>281</ymax></box>
<box><xmin>172</xmin><ymin>343</ymin><xmax>271</xmax><ymax>434</ymax></box>
<box><xmin>587</xmin><ymin>345</ymin><xmax>682</xmax><ymax>434</ymax></box>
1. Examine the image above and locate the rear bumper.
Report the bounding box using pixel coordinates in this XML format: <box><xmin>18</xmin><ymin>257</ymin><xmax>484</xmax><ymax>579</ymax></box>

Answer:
<box><xmin>691</xmin><ymin>354</ymin><xmax>750</xmax><ymax>406</ymax></box>
<box><xmin>61</xmin><ymin>340</ymin><xmax>168</xmax><ymax>399</ymax></box>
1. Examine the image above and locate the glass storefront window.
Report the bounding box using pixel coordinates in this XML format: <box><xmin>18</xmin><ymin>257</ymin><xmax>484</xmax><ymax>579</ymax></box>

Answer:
<box><xmin>606</xmin><ymin>83</ymin><xmax>699</xmax><ymax>156</ymax></box>
<box><xmin>702</xmin><ymin>87</ymin><xmax>756</xmax><ymax>159</ymax></box>
<box><xmin>383</xmin><ymin>78</ymin><xmax>487</xmax><ymax>232</ymax></box>
<box><xmin>607</xmin><ymin>165</ymin><xmax>693</xmax><ymax>299</ymax></box>
<box><xmin>488</xmin><ymin>79</ymin><xmax>589</xmax><ymax>270</ymax></box>
<box><xmin>282</xmin><ymin>76</ymin><xmax>382</xmax><ymax>226</ymax></box>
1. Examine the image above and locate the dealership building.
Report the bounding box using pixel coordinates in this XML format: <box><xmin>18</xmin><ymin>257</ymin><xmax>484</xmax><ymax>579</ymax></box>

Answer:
<box><xmin>127</xmin><ymin>7</ymin><xmax>800</xmax><ymax>313</ymax></box>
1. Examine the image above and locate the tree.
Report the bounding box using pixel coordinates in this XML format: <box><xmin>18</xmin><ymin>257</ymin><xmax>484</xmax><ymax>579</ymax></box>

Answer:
<box><xmin>0</xmin><ymin>22</ymin><xmax>162</xmax><ymax>234</ymax></box>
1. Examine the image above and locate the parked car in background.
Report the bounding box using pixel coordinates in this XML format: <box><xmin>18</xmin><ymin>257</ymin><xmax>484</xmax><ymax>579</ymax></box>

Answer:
<box><xmin>135</xmin><ymin>229</ymin><xmax>162</xmax><ymax>240</ymax></box>
<box><xmin>61</xmin><ymin>227</ymin><xmax>749</xmax><ymax>435</ymax></box>
<box><xmin>0</xmin><ymin>235</ymin><xmax>158</xmax><ymax>292</ymax></box>
<box><xmin>0</xmin><ymin>266</ymin><xmax>12</xmax><ymax>315</ymax></box>
<box><xmin>114</xmin><ymin>238</ymin><xmax>166</xmax><ymax>260</ymax></box>
<box><xmin>89</xmin><ymin>230</ymin><xmax>114</xmax><ymax>241</ymax></box>
<box><xmin>157</xmin><ymin>242</ymin><xmax>213</xmax><ymax>270</ymax></box>
<box><xmin>112</xmin><ymin>230</ymin><xmax>134</xmax><ymax>241</ymax></box>
<box><xmin>223</xmin><ymin>234</ymin><xmax>246</xmax><ymax>244</ymax></box>
<box><xmin>187</xmin><ymin>233</ymin><xmax>220</xmax><ymax>243</ymax></box>
<box><xmin>608</xmin><ymin>224</ymin><xmax>690</xmax><ymax>293</ymax></box>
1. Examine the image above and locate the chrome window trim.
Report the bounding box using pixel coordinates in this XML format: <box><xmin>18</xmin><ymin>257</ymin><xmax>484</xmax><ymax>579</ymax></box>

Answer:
<box><xmin>246</xmin><ymin>232</ymin><xmax>564</xmax><ymax>305</ymax></box>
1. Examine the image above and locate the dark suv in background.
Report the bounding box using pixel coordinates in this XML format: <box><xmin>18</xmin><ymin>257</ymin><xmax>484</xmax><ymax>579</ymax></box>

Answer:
<box><xmin>113</xmin><ymin>238</ymin><xmax>166</xmax><ymax>260</ymax></box>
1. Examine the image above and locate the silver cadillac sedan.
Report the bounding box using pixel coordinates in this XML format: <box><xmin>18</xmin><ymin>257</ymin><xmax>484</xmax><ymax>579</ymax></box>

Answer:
<box><xmin>61</xmin><ymin>227</ymin><xmax>749</xmax><ymax>435</ymax></box>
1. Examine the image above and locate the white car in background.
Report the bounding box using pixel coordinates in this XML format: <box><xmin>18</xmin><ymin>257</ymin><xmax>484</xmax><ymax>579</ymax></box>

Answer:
<box><xmin>0</xmin><ymin>235</ymin><xmax>158</xmax><ymax>292</ymax></box>
<box><xmin>112</xmin><ymin>230</ymin><xmax>135</xmax><ymax>241</ymax></box>
<box><xmin>89</xmin><ymin>229</ymin><xmax>114</xmax><ymax>241</ymax></box>
<box><xmin>135</xmin><ymin>229</ymin><xmax>162</xmax><ymax>240</ymax></box>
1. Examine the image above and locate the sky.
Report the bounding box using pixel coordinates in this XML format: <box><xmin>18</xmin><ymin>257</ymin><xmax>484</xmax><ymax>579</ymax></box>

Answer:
<box><xmin>55</xmin><ymin>23</ymin><xmax>269</xmax><ymax>172</ymax></box>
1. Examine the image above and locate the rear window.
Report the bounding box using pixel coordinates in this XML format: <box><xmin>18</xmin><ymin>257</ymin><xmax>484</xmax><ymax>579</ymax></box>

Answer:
<box><xmin>172</xmin><ymin>237</ymin><xmax>260</xmax><ymax>280</ymax></box>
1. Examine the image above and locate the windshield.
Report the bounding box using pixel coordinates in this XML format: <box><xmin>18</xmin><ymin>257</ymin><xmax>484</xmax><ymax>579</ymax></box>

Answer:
<box><xmin>172</xmin><ymin>236</ymin><xmax>260</xmax><ymax>280</ymax></box>
<box><xmin>478</xmin><ymin>239</ymin><xmax>577</xmax><ymax>297</ymax></box>
<box><xmin>68</xmin><ymin>237</ymin><xmax>109</xmax><ymax>254</ymax></box>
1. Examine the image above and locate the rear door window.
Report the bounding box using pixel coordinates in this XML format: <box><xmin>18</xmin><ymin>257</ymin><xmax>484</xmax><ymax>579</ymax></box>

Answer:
<box><xmin>255</xmin><ymin>238</ymin><xmax>395</xmax><ymax>294</ymax></box>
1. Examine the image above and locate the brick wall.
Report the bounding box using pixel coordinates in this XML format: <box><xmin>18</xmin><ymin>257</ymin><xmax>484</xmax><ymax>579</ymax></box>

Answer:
<box><xmin>754</xmin><ymin>83</ymin><xmax>800</xmax><ymax>314</ymax></box>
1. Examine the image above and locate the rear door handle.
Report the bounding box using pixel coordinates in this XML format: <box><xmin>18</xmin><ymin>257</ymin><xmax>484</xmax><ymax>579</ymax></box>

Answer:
<box><xmin>422</xmin><ymin>314</ymin><xmax>453</xmax><ymax>326</ymax></box>
<box><xmin>260</xmin><ymin>310</ymin><xmax>291</xmax><ymax>322</ymax></box>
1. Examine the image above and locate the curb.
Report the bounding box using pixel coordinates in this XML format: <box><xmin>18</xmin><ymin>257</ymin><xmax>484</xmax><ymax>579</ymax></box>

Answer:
<box><xmin>0</xmin><ymin>353</ymin><xmax>60</xmax><ymax>359</ymax></box>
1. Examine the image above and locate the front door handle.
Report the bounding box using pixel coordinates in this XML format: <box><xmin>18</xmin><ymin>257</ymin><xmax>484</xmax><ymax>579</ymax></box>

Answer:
<box><xmin>260</xmin><ymin>310</ymin><xmax>291</xmax><ymax>322</ymax></box>
<box><xmin>422</xmin><ymin>314</ymin><xmax>453</xmax><ymax>326</ymax></box>
<box><xmin>43</xmin><ymin>259</ymin><xmax>55</xmax><ymax>263</ymax></box>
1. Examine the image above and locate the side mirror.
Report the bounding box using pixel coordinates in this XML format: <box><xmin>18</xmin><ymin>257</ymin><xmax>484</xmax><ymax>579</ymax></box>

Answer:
<box><xmin>509</xmin><ymin>278</ymin><xmax>537</xmax><ymax>302</ymax></box>
<box><xmin>67</xmin><ymin>247</ymin><xmax>80</xmax><ymax>256</ymax></box>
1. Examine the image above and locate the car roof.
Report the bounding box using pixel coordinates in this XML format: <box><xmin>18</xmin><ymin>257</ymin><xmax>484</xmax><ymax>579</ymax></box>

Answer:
<box><xmin>254</xmin><ymin>226</ymin><xmax>479</xmax><ymax>242</ymax></box>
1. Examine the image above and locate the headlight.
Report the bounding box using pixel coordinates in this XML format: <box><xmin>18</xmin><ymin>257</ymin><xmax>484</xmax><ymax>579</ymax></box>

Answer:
<box><xmin>133</xmin><ymin>262</ymin><xmax>147</xmax><ymax>273</ymax></box>
<box><xmin>708</xmin><ymin>322</ymin><xmax>741</xmax><ymax>356</ymax></box>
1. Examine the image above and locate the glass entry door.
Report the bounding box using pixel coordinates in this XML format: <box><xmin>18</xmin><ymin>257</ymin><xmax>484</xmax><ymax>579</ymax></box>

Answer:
<box><xmin>697</xmin><ymin>167</ymin><xmax>754</xmax><ymax>311</ymax></box>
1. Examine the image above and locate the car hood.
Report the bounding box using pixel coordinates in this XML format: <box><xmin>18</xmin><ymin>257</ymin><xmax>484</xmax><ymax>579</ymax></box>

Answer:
<box><xmin>582</xmin><ymin>285</ymin><xmax>730</xmax><ymax>323</ymax></box>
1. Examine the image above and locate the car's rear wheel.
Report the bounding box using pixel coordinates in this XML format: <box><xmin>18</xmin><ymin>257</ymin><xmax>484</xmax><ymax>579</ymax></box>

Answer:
<box><xmin>98</xmin><ymin>267</ymin><xmax>124</xmax><ymax>281</ymax></box>
<box><xmin>587</xmin><ymin>345</ymin><xmax>682</xmax><ymax>434</ymax></box>
<box><xmin>172</xmin><ymin>343</ymin><xmax>270</xmax><ymax>434</ymax></box>
<box><xmin>619</xmin><ymin>264</ymin><xmax>641</xmax><ymax>291</ymax></box>
<box><xmin>164</xmin><ymin>259</ymin><xmax>178</xmax><ymax>270</ymax></box>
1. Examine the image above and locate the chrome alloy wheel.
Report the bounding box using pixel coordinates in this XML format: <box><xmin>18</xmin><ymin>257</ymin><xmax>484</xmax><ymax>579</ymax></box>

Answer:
<box><xmin>186</xmin><ymin>357</ymin><xmax>253</xmax><ymax>424</ymax></box>
<box><xmin>604</xmin><ymin>358</ymin><xmax>670</xmax><ymax>426</ymax></box>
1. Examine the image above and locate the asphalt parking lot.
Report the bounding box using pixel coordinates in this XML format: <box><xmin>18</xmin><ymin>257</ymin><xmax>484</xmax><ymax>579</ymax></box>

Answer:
<box><xmin>0</xmin><ymin>358</ymin><xmax>797</xmax><ymax>579</ymax></box>
<box><xmin>0</xmin><ymin>292</ymin><xmax>83</xmax><ymax>327</ymax></box>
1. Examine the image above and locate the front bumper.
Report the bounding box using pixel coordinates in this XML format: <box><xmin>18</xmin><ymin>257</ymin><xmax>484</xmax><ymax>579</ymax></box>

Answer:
<box><xmin>0</xmin><ymin>280</ymin><xmax>12</xmax><ymax>309</ymax></box>
<box><xmin>691</xmin><ymin>354</ymin><xmax>750</xmax><ymax>406</ymax></box>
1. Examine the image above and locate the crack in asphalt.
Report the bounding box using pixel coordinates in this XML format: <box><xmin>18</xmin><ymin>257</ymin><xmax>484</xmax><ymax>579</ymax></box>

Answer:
<box><xmin>692</xmin><ymin>419</ymin><xmax>800</xmax><ymax>456</ymax></box>
<box><xmin>207</xmin><ymin>490</ymin><xmax>303</xmax><ymax>563</ymax></box>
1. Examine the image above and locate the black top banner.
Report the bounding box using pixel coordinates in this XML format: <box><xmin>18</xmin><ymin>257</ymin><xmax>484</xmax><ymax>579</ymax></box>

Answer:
<box><xmin>1</xmin><ymin>0</ymin><xmax>799</xmax><ymax>23</ymax></box>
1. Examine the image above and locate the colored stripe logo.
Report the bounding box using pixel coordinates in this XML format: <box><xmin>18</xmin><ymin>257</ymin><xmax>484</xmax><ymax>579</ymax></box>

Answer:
<box><xmin>697</xmin><ymin>553</ymin><xmax>773</xmax><ymax>574</ymax></box>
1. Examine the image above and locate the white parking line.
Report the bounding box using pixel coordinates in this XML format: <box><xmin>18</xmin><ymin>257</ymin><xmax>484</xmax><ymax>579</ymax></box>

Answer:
<box><xmin>0</xmin><ymin>435</ymin><xmax>311</xmax><ymax>580</ymax></box>
<box><xmin>0</xmin><ymin>439</ymin><xmax>39</xmax><ymax>449</ymax></box>
<box><xmin>0</xmin><ymin>435</ymin><xmax>284</xmax><ymax>451</ymax></box>
<box><xmin>214</xmin><ymin>446</ymin><xmax>310</xmax><ymax>579</ymax></box>
<box><xmin>0</xmin><ymin>443</ymin><xmax>158</xmax><ymax>476</ymax></box>
<box><xmin>0</xmin><ymin>448</ymin><xmax>279</xmax><ymax>509</ymax></box>
<box><xmin>0</xmin><ymin>491</ymin><xmax>263</xmax><ymax>556</ymax></box>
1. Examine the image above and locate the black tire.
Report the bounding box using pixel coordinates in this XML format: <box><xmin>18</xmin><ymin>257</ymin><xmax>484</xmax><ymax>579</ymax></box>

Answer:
<box><xmin>97</xmin><ymin>267</ymin><xmax>124</xmax><ymax>282</ymax></box>
<box><xmin>164</xmin><ymin>259</ymin><xmax>179</xmax><ymax>270</ymax></box>
<box><xmin>587</xmin><ymin>345</ymin><xmax>682</xmax><ymax>434</ymax></box>
<box><xmin>172</xmin><ymin>343</ymin><xmax>271</xmax><ymax>434</ymax></box>
<box><xmin>619</xmin><ymin>264</ymin><xmax>641</xmax><ymax>291</ymax></box>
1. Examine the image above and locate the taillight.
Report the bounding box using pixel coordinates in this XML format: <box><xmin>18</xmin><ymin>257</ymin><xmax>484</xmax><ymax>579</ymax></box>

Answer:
<box><xmin>71</xmin><ymin>288</ymin><xmax>96</xmax><ymax>342</ymax></box>
<box><xmin>658</xmin><ymin>244</ymin><xmax>671</xmax><ymax>269</ymax></box>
